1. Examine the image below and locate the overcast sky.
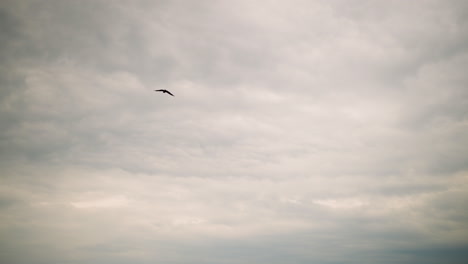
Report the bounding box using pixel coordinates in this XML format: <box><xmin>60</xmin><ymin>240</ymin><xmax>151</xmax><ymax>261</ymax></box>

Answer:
<box><xmin>1</xmin><ymin>0</ymin><xmax>468</xmax><ymax>263</ymax></box>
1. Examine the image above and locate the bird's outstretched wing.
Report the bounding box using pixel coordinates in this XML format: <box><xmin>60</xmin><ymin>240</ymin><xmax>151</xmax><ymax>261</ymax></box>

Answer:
<box><xmin>165</xmin><ymin>90</ymin><xmax>174</xmax><ymax>96</ymax></box>
<box><xmin>154</xmin><ymin>89</ymin><xmax>174</xmax><ymax>96</ymax></box>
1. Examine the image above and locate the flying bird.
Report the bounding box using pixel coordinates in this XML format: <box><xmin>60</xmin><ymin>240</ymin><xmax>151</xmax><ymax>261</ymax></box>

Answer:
<box><xmin>154</xmin><ymin>89</ymin><xmax>174</xmax><ymax>97</ymax></box>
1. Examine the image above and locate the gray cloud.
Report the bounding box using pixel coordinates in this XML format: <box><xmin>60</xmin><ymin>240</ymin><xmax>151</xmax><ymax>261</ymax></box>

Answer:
<box><xmin>1</xmin><ymin>0</ymin><xmax>468</xmax><ymax>263</ymax></box>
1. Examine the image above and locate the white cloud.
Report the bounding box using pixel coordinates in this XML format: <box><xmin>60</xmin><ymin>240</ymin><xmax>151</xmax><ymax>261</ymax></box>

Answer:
<box><xmin>1</xmin><ymin>0</ymin><xmax>468</xmax><ymax>263</ymax></box>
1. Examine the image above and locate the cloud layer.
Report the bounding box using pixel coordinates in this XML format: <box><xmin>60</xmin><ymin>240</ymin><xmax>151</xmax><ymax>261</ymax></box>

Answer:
<box><xmin>1</xmin><ymin>0</ymin><xmax>468</xmax><ymax>263</ymax></box>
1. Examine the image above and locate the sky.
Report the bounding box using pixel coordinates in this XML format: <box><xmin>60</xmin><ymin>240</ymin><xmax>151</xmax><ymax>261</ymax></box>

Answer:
<box><xmin>1</xmin><ymin>0</ymin><xmax>468</xmax><ymax>263</ymax></box>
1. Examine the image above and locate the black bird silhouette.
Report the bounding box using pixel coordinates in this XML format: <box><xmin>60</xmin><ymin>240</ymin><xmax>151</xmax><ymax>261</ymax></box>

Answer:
<box><xmin>154</xmin><ymin>89</ymin><xmax>174</xmax><ymax>97</ymax></box>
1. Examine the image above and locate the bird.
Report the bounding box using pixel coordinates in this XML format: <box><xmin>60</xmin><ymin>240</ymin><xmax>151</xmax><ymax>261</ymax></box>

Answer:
<box><xmin>154</xmin><ymin>89</ymin><xmax>174</xmax><ymax>97</ymax></box>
